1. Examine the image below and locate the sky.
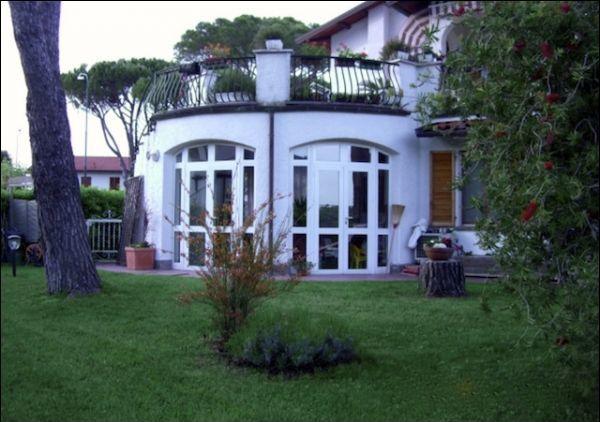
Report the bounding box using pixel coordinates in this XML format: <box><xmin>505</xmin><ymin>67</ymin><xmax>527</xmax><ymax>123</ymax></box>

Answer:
<box><xmin>0</xmin><ymin>1</ymin><xmax>362</xmax><ymax>168</ymax></box>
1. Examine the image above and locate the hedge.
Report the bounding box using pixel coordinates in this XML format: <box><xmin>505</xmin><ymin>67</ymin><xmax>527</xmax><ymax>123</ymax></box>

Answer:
<box><xmin>0</xmin><ymin>187</ymin><xmax>125</xmax><ymax>219</ymax></box>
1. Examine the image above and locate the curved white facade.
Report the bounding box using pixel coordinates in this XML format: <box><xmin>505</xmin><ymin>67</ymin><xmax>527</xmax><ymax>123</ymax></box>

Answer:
<box><xmin>135</xmin><ymin>106</ymin><xmax>484</xmax><ymax>273</ymax></box>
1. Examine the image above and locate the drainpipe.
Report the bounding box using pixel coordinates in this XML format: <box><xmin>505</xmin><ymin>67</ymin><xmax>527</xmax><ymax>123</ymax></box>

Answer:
<box><xmin>253</xmin><ymin>46</ymin><xmax>292</xmax><ymax>249</ymax></box>
<box><xmin>268</xmin><ymin>110</ymin><xmax>275</xmax><ymax>248</ymax></box>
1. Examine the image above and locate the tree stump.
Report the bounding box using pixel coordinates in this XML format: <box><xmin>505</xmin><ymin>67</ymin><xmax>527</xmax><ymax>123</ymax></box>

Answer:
<box><xmin>419</xmin><ymin>260</ymin><xmax>466</xmax><ymax>297</ymax></box>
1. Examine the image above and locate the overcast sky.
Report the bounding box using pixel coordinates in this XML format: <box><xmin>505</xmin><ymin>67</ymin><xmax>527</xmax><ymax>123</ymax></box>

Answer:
<box><xmin>0</xmin><ymin>1</ymin><xmax>362</xmax><ymax>167</ymax></box>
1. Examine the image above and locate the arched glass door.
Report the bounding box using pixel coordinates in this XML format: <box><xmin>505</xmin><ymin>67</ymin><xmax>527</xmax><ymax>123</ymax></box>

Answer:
<box><xmin>291</xmin><ymin>143</ymin><xmax>390</xmax><ymax>274</ymax></box>
<box><xmin>173</xmin><ymin>143</ymin><xmax>255</xmax><ymax>268</ymax></box>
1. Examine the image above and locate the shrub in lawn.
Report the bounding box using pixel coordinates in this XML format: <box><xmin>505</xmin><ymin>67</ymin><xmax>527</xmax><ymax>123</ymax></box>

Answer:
<box><xmin>237</xmin><ymin>325</ymin><xmax>358</xmax><ymax>375</ymax></box>
<box><xmin>174</xmin><ymin>193</ymin><xmax>299</xmax><ymax>345</ymax></box>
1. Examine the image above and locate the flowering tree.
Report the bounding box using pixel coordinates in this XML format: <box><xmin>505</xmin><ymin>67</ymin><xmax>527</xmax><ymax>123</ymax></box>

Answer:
<box><xmin>444</xmin><ymin>1</ymin><xmax>598</xmax><ymax>404</ymax></box>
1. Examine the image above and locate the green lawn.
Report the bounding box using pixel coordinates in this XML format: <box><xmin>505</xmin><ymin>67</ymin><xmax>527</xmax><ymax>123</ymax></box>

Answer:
<box><xmin>1</xmin><ymin>265</ymin><xmax>592</xmax><ymax>422</ymax></box>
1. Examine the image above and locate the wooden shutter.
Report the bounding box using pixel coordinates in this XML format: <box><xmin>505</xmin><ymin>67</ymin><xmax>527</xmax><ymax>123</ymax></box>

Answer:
<box><xmin>430</xmin><ymin>152</ymin><xmax>454</xmax><ymax>226</ymax></box>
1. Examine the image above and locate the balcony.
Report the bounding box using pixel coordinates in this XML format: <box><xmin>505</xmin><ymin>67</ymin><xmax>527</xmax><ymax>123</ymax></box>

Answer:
<box><xmin>144</xmin><ymin>52</ymin><xmax>407</xmax><ymax>115</ymax></box>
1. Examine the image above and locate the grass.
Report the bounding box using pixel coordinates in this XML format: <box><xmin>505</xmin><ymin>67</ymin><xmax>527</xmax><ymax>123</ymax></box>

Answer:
<box><xmin>1</xmin><ymin>265</ymin><xmax>594</xmax><ymax>422</ymax></box>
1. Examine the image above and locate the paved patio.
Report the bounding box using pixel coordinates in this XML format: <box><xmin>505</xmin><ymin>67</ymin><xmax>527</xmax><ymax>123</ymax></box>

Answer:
<box><xmin>96</xmin><ymin>263</ymin><xmax>494</xmax><ymax>283</ymax></box>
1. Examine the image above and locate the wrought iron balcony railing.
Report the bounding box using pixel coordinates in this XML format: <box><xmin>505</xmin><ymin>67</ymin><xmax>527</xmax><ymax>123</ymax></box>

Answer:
<box><xmin>145</xmin><ymin>57</ymin><xmax>257</xmax><ymax>113</ymax></box>
<box><xmin>290</xmin><ymin>56</ymin><xmax>403</xmax><ymax>107</ymax></box>
<box><xmin>145</xmin><ymin>55</ymin><xmax>405</xmax><ymax>114</ymax></box>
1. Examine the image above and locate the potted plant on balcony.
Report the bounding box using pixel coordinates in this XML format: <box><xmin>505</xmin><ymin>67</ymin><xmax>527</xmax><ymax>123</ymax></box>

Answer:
<box><xmin>254</xmin><ymin>25</ymin><xmax>285</xmax><ymax>50</ymax></box>
<box><xmin>201</xmin><ymin>43</ymin><xmax>231</xmax><ymax>71</ymax></box>
<box><xmin>295</xmin><ymin>41</ymin><xmax>329</xmax><ymax>67</ymax></box>
<box><xmin>335</xmin><ymin>43</ymin><xmax>366</xmax><ymax>67</ymax></box>
<box><xmin>380</xmin><ymin>39</ymin><xmax>411</xmax><ymax>61</ymax></box>
<box><xmin>125</xmin><ymin>241</ymin><xmax>155</xmax><ymax>270</ymax></box>
<box><xmin>418</xmin><ymin>23</ymin><xmax>440</xmax><ymax>63</ymax></box>
<box><xmin>210</xmin><ymin>68</ymin><xmax>256</xmax><ymax>103</ymax></box>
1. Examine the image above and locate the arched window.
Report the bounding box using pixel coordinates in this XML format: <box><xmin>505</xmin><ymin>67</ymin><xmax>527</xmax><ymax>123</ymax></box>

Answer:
<box><xmin>173</xmin><ymin>143</ymin><xmax>255</xmax><ymax>267</ymax></box>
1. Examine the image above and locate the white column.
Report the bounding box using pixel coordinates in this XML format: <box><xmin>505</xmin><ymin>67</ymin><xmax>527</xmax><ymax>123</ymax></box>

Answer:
<box><xmin>253</xmin><ymin>49</ymin><xmax>293</xmax><ymax>105</ymax></box>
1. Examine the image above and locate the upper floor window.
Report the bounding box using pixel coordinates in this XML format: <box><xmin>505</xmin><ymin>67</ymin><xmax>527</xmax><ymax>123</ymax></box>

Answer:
<box><xmin>109</xmin><ymin>177</ymin><xmax>120</xmax><ymax>190</ymax></box>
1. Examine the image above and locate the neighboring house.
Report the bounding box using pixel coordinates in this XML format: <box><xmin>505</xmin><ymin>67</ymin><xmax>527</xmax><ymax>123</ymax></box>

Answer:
<box><xmin>135</xmin><ymin>0</ymin><xmax>486</xmax><ymax>273</ymax></box>
<box><xmin>74</xmin><ymin>156</ymin><xmax>129</xmax><ymax>190</ymax></box>
<box><xmin>7</xmin><ymin>175</ymin><xmax>34</xmax><ymax>190</ymax></box>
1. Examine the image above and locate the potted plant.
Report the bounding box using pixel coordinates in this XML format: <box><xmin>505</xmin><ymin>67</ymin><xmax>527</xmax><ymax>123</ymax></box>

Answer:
<box><xmin>419</xmin><ymin>23</ymin><xmax>440</xmax><ymax>62</ymax></box>
<box><xmin>210</xmin><ymin>68</ymin><xmax>256</xmax><ymax>103</ymax></box>
<box><xmin>125</xmin><ymin>241</ymin><xmax>155</xmax><ymax>270</ymax></box>
<box><xmin>201</xmin><ymin>43</ymin><xmax>231</xmax><ymax>70</ymax></box>
<box><xmin>254</xmin><ymin>25</ymin><xmax>285</xmax><ymax>50</ymax></box>
<box><xmin>423</xmin><ymin>237</ymin><xmax>454</xmax><ymax>261</ymax></box>
<box><xmin>380</xmin><ymin>39</ymin><xmax>410</xmax><ymax>61</ymax></box>
<box><xmin>335</xmin><ymin>43</ymin><xmax>366</xmax><ymax>67</ymax></box>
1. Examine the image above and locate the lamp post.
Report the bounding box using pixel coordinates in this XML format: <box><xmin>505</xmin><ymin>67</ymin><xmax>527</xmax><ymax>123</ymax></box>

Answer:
<box><xmin>77</xmin><ymin>72</ymin><xmax>89</xmax><ymax>178</ymax></box>
<box><xmin>7</xmin><ymin>234</ymin><xmax>21</xmax><ymax>277</ymax></box>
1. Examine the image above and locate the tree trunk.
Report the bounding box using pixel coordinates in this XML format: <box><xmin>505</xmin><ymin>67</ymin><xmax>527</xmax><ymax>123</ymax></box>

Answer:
<box><xmin>10</xmin><ymin>1</ymin><xmax>101</xmax><ymax>296</ymax></box>
<box><xmin>419</xmin><ymin>260</ymin><xmax>466</xmax><ymax>297</ymax></box>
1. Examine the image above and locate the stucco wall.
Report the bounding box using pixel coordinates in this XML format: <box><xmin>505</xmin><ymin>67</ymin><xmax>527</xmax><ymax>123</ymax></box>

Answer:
<box><xmin>331</xmin><ymin>18</ymin><xmax>368</xmax><ymax>57</ymax></box>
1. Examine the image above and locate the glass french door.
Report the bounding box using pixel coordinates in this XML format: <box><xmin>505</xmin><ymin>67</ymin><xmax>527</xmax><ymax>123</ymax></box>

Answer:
<box><xmin>292</xmin><ymin>143</ymin><xmax>390</xmax><ymax>274</ymax></box>
<box><xmin>315</xmin><ymin>165</ymin><xmax>372</xmax><ymax>273</ymax></box>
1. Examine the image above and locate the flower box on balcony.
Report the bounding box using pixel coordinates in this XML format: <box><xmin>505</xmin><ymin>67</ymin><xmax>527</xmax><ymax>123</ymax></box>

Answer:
<box><xmin>202</xmin><ymin>57</ymin><xmax>228</xmax><ymax>71</ymax></box>
<box><xmin>335</xmin><ymin>57</ymin><xmax>356</xmax><ymax>67</ymax></box>
<box><xmin>359</xmin><ymin>59</ymin><xmax>382</xmax><ymax>70</ymax></box>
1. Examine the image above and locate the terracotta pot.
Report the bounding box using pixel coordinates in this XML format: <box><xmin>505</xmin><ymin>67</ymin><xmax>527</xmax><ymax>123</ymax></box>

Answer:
<box><xmin>424</xmin><ymin>245</ymin><xmax>454</xmax><ymax>261</ymax></box>
<box><xmin>125</xmin><ymin>247</ymin><xmax>155</xmax><ymax>270</ymax></box>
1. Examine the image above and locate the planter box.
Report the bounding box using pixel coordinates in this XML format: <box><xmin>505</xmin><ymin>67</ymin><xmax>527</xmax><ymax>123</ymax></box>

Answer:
<box><xmin>125</xmin><ymin>247</ymin><xmax>155</xmax><ymax>270</ymax></box>
<box><xmin>396</xmin><ymin>51</ymin><xmax>410</xmax><ymax>60</ymax></box>
<box><xmin>265</xmin><ymin>39</ymin><xmax>283</xmax><ymax>50</ymax></box>
<box><xmin>359</xmin><ymin>59</ymin><xmax>382</xmax><ymax>70</ymax></box>
<box><xmin>212</xmin><ymin>92</ymin><xmax>253</xmax><ymax>103</ymax></box>
<box><xmin>335</xmin><ymin>57</ymin><xmax>356</xmax><ymax>67</ymax></box>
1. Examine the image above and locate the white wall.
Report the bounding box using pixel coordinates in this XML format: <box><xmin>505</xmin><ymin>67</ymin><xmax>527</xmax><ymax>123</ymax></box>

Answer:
<box><xmin>331</xmin><ymin>18</ymin><xmax>368</xmax><ymax>57</ymax></box>
<box><xmin>136</xmin><ymin>113</ymin><xmax>270</xmax><ymax>264</ymax></box>
<box><xmin>77</xmin><ymin>171</ymin><xmax>124</xmax><ymax>190</ymax></box>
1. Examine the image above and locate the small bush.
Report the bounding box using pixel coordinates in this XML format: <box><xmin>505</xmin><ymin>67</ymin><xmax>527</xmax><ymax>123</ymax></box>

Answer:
<box><xmin>79</xmin><ymin>187</ymin><xmax>124</xmax><ymax>218</ymax></box>
<box><xmin>236</xmin><ymin>325</ymin><xmax>358</xmax><ymax>375</ymax></box>
<box><xmin>11</xmin><ymin>188</ymin><xmax>35</xmax><ymax>200</ymax></box>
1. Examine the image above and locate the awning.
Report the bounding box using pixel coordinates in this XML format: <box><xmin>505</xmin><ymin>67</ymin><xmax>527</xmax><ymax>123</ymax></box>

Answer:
<box><xmin>415</xmin><ymin>116</ymin><xmax>480</xmax><ymax>138</ymax></box>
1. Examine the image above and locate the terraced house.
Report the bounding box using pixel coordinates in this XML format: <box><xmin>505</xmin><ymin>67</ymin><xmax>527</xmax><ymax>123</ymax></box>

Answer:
<box><xmin>135</xmin><ymin>1</ymin><xmax>487</xmax><ymax>274</ymax></box>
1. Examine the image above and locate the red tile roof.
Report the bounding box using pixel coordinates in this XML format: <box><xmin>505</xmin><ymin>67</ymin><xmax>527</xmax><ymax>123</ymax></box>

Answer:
<box><xmin>73</xmin><ymin>156</ymin><xmax>130</xmax><ymax>173</ymax></box>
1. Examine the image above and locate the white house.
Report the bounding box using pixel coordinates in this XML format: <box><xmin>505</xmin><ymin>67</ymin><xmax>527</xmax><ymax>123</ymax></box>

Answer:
<box><xmin>74</xmin><ymin>156</ymin><xmax>129</xmax><ymax>190</ymax></box>
<box><xmin>135</xmin><ymin>0</ymin><xmax>487</xmax><ymax>273</ymax></box>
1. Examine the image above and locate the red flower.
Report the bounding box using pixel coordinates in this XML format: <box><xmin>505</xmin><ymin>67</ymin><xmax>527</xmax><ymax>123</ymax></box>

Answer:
<box><xmin>544</xmin><ymin>161</ymin><xmax>554</xmax><ymax>170</ymax></box>
<box><xmin>453</xmin><ymin>5</ymin><xmax>465</xmax><ymax>17</ymax></box>
<box><xmin>560</xmin><ymin>2</ymin><xmax>571</xmax><ymax>13</ymax></box>
<box><xmin>513</xmin><ymin>39</ymin><xmax>526</xmax><ymax>54</ymax></box>
<box><xmin>546</xmin><ymin>93</ymin><xmax>560</xmax><ymax>104</ymax></box>
<box><xmin>546</xmin><ymin>131</ymin><xmax>555</xmax><ymax>145</ymax></box>
<box><xmin>540</xmin><ymin>42</ymin><xmax>554</xmax><ymax>59</ymax></box>
<box><xmin>521</xmin><ymin>200</ymin><xmax>538</xmax><ymax>222</ymax></box>
<box><xmin>495</xmin><ymin>130</ymin><xmax>508</xmax><ymax>138</ymax></box>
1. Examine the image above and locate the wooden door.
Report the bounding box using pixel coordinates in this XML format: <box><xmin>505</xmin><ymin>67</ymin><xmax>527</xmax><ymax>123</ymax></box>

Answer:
<box><xmin>430</xmin><ymin>152</ymin><xmax>454</xmax><ymax>226</ymax></box>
